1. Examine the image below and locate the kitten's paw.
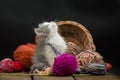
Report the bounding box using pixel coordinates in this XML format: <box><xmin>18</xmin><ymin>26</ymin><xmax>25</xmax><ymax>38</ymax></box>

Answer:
<box><xmin>29</xmin><ymin>65</ymin><xmax>37</xmax><ymax>73</ymax></box>
<box><xmin>30</xmin><ymin>63</ymin><xmax>47</xmax><ymax>73</ymax></box>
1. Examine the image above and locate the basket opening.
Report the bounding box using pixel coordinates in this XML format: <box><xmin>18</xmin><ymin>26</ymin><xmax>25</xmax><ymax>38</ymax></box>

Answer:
<box><xmin>58</xmin><ymin>24</ymin><xmax>88</xmax><ymax>50</ymax></box>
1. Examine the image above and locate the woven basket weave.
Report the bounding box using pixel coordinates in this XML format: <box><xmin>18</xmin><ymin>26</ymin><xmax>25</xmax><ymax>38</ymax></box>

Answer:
<box><xmin>57</xmin><ymin>20</ymin><xmax>96</xmax><ymax>51</ymax></box>
<box><xmin>35</xmin><ymin>20</ymin><xmax>96</xmax><ymax>51</ymax></box>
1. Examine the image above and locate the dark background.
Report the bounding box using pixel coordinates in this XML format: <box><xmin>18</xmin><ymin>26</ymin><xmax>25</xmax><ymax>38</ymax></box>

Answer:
<box><xmin>0</xmin><ymin>0</ymin><xmax>120</xmax><ymax>73</ymax></box>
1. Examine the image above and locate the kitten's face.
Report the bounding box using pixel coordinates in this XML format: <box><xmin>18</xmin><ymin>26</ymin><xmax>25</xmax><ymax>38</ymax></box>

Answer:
<box><xmin>34</xmin><ymin>21</ymin><xmax>58</xmax><ymax>35</ymax></box>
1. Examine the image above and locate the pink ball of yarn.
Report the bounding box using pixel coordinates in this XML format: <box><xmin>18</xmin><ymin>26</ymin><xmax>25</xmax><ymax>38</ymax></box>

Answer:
<box><xmin>0</xmin><ymin>58</ymin><xmax>14</xmax><ymax>73</ymax></box>
<box><xmin>53</xmin><ymin>53</ymin><xmax>77</xmax><ymax>76</ymax></box>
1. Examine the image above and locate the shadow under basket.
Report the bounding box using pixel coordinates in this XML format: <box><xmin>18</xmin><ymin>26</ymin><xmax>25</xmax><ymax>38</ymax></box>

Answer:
<box><xmin>57</xmin><ymin>20</ymin><xmax>96</xmax><ymax>51</ymax></box>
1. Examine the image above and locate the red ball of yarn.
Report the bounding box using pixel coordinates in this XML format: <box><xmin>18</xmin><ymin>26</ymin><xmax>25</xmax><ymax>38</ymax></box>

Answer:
<box><xmin>13</xmin><ymin>62</ymin><xmax>22</xmax><ymax>72</ymax></box>
<box><xmin>0</xmin><ymin>58</ymin><xmax>14</xmax><ymax>73</ymax></box>
<box><xmin>105</xmin><ymin>62</ymin><xmax>112</xmax><ymax>71</ymax></box>
<box><xmin>13</xmin><ymin>43</ymin><xmax>35</xmax><ymax>71</ymax></box>
<box><xmin>53</xmin><ymin>53</ymin><xmax>77</xmax><ymax>76</ymax></box>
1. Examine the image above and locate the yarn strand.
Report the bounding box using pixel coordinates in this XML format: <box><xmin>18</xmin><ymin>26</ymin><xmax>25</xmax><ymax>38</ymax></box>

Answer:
<box><xmin>47</xmin><ymin>43</ymin><xmax>61</xmax><ymax>56</ymax></box>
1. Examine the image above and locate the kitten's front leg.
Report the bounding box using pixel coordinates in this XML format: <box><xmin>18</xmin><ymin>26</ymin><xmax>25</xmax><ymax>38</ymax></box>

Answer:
<box><xmin>30</xmin><ymin>42</ymin><xmax>49</xmax><ymax>73</ymax></box>
<box><xmin>30</xmin><ymin>63</ymin><xmax>48</xmax><ymax>73</ymax></box>
<box><xmin>30</xmin><ymin>28</ymin><xmax>50</xmax><ymax>73</ymax></box>
<box><xmin>30</xmin><ymin>53</ymin><xmax>49</xmax><ymax>73</ymax></box>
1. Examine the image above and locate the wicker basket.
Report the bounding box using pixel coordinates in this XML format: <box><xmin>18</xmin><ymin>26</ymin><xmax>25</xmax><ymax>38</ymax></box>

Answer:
<box><xmin>57</xmin><ymin>20</ymin><xmax>96</xmax><ymax>51</ymax></box>
<box><xmin>35</xmin><ymin>20</ymin><xmax>96</xmax><ymax>51</ymax></box>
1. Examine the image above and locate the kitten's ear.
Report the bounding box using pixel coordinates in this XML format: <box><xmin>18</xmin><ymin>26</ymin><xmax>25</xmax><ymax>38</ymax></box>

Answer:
<box><xmin>51</xmin><ymin>21</ymin><xmax>58</xmax><ymax>28</ymax></box>
<box><xmin>34</xmin><ymin>28</ymin><xmax>40</xmax><ymax>35</ymax></box>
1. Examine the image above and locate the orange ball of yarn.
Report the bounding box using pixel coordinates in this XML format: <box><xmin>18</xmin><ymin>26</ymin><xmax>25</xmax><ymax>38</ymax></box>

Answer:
<box><xmin>105</xmin><ymin>62</ymin><xmax>112</xmax><ymax>71</ymax></box>
<box><xmin>13</xmin><ymin>43</ymin><xmax>35</xmax><ymax>71</ymax></box>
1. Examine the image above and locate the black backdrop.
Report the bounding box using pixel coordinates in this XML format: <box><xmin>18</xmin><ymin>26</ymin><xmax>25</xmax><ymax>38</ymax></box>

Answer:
<box><xmin>0</xmin><ymin>0</ymin><xmax>120</xmax><ymax>66</ymax></box>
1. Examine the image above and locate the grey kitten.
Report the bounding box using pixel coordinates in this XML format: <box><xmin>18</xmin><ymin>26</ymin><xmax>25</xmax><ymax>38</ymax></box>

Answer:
<box><xmin>30</xmin><ymin>23</ymin><xmax>50</xmax><ymax>73</ymax></box>
<box><xmin>30</xmin><ymin>21</ymin><xmax>66</xmax><ymax>73</ymax></box>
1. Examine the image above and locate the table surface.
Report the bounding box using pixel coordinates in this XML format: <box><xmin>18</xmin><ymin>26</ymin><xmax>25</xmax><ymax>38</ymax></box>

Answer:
<box><xmin>0</xmin><ymin>73</ymin><xmax>120</xmax><ymax>80</ymax></box>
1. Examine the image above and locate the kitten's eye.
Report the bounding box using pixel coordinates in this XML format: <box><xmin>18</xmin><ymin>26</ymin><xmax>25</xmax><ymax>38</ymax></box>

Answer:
<box><xmin>40</xmin><ymin>27</ymin><xmax>43</xmax><ymax>30</ymax></box>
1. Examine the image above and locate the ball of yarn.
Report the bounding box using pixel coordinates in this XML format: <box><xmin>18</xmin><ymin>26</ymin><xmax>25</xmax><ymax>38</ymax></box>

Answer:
<box><xmin>13</xmin><ymin>43</ymin><xmax>35</xmax><ymax>71</ymax></box>
<box><xmin>13</xmin><ymin>62</ymin><xmax>22</xmax><ymax>72</ymax></box>
<box><xmin>84</xmin><ymin>63</ymin><xmax>107</xmax><ymax>75</ymax></box>
<box><xmin>53</xmin><ymin>53</ymin><xmax>77</xmax><ymax>76</ymax></box>
<box><xmin>105</xmin><ymin>62</ymin><xmax>112</xmax><ymax>71</ymax></box>
<box><xmin>66</xmin><ymin>42</ymin><xmax>81</xmax><ymax>56</ymax></box>
<box><xmin>76</xmin><ymin>50</ymin><xmax>104</xmax><ymax>67</ymax></box>
<box><xmin>0</xmin><ymin>58</ymin><xmax>14</xmax><ymax>73</ymax></box>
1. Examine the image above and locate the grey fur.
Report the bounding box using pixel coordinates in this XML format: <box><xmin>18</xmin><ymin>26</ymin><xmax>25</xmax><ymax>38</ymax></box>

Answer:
<box><xmin>30</xmin><ymin>24</ymin><xmax>50</xmax><ymax>73</ymax></box>
<box><xmin>30</xmin><ymin>22</ymin><xmax>66</xmax><ymax>73</ymax></box>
